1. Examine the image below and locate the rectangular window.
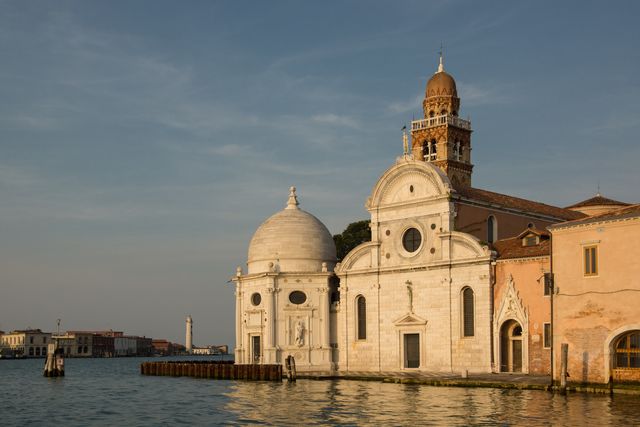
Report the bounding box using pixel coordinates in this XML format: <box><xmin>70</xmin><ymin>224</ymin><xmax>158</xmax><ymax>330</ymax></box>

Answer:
<box><xmin>543</xmin><ymin>323</ymin><xmax>551</xmax><ymax>348</ymax></box>
<box><xmin>543</xmin><ymin>275</ymin><xmax>552</xmax><ymax>296</ymax></box>
<box><xmin>584</xmin><ymin>246</ymin><xmax>598</xmax><ymax>276</ymax></box>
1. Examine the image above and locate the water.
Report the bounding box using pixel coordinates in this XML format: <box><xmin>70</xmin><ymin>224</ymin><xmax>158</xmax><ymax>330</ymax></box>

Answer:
<box><xmin>2</xmin><ymin>357</ymin><xmax>640</xmax><ymax>426</ymax></box>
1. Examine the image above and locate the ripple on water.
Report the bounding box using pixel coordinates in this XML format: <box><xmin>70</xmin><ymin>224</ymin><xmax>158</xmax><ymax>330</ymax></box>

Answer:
<box><xmin>2</xmin><ymin>358</ymin><xmax>640</xmax><ymax>426</ymax></box>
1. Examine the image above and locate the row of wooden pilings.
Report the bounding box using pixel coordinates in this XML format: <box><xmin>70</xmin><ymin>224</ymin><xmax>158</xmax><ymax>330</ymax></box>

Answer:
<box><xmin>140</xmin><ymin>361</ymin><xmax>283</xmax><ymax>381</ymax></box>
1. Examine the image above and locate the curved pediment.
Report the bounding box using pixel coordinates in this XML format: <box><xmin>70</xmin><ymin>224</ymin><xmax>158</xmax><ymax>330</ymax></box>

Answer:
<box><xmin>335</xmin><ymin>241</ymin><xmax>379</xmax><ymax>273</ymax></box>
<box><xmin>367</xmin><ymin>159</ymin><xmax>452</xmax><ymax>209</ymax></box>
<box><xmin>440</xmin><ymin>231</ymin><xmax>492</xmax><ymax>260</ymax></box>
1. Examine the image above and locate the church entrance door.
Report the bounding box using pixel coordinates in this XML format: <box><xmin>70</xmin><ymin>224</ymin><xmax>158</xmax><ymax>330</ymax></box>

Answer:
<box><xmin>251</xmin><ymin>335</ymin><xmax>261</xmax><ymax>364</ymax></box>
<box><xmin>500</xmin><ymin>320</ymin><xmax>523</xmax><ymax>372</ymax></box>
<box><xmin>404</xmin><ymin>333</ymin><xmax>420</xmax><ymax>368</ymax></box>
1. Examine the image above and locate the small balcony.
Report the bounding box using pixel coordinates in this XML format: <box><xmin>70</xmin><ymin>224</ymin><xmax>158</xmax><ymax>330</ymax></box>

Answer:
<box><xmin>411</xmin><ymin>115</ymin><xmax>471</xmax><ymax>131</ymax></box>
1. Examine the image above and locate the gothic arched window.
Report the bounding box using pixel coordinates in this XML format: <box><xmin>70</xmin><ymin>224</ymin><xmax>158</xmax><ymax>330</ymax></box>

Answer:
<box><xmin>422</xmin><ymin>141</ymin><xmax>429</xmax><ymax>161</ymax></box>
<box><xmin>462</xmin><ymin>287</ymin><xmax>475</xmax><ymax>337</ymax></box>
<box><xmin>487</xmin><ymin>215</ymin><xmax>497</xmax><ymax>243</ymax></box>
<box><xmin>356</xmin><ymin>295</ymin><xmax>367</xmax><ymax>340</ymax></box>
<box><xmin>430</xmin><ymin>140</ymin><xmax>437</xmax><ymax>161</ymax></box>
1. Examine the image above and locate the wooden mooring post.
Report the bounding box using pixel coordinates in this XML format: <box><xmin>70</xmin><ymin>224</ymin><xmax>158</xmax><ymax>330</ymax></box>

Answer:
<box><xmin>560</xmin><ymin>343</ymin><xmax>569</xmax><ymax>394</ymax></box>
<box><xmin>140</xmin><ymin>361</ymin><xmax>282</xmax><ymax>382</ymax></box>
<box><xmin>285</xmin><ymin>356</ymin><xmax>297</xmax><ymax>383</ymax></box>
<box><xmin>43</xmin><ymin>343</ymin><xmax>64</xmax><ymax>378</ymax></box>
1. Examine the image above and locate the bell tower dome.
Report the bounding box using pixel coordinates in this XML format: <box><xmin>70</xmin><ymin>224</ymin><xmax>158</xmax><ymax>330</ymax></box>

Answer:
<box><xmin>410</xmin><ymin>54</ymin><xmax>473</xmax><ymax>188</ymax></box>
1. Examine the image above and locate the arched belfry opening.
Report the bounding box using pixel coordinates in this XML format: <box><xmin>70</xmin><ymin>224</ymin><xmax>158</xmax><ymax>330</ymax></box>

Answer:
<box><xmin>411</xmin><ymin>53</ymin><xmax>473</xmax><ymax>188</ymax></box>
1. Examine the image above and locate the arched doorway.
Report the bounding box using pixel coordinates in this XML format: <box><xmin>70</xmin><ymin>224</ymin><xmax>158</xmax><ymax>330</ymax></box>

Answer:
<box><xmin>500</xmin><ymin>320</ymin><xmax>523</xmax><ymax>372</ymax></box>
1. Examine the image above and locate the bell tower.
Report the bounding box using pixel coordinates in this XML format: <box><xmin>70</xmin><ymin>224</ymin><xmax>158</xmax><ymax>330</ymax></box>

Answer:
<box><xmin>410</xmin><ymin>55</ymin><xmax>473</xmax><ymax>188</ymax></box>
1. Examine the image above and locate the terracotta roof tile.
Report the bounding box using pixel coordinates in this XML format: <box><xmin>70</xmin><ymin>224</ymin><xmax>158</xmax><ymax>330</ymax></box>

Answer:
<box><xmin>453</xmin><ymin>186</ymin><xmax>586</xmax><ymax>221</ymax></box>
<box><xmin>493</xmin><ymin>234</ymin><xmax>550</xmax><ymax>260</ymax></box>
<box><xmin>565</xmin><ymin>195</ymin><xmax>630</xmax><ymax>209</ymax></box>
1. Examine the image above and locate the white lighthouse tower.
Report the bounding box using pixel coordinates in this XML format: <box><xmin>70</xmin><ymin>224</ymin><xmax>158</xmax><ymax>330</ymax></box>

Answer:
<box><xmin>185</xmin><ymin>315</ymin><xmax>193</xmax><ymax>354</ymax></box>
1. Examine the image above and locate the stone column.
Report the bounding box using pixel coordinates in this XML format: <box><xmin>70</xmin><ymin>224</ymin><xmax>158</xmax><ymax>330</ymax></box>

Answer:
<box><xmin>319</xmin><ymin>287</ymin><xmax>330</xmax><ymax>349</ymax></box>
<box><xmin>265</xmin><ymin>286</ymin><xmax>275</xmax><ymax>363</ymax></box>
<box><xmin>235</xmin><ymin>282</ymin><xmax>243</xmax><ymax>363</ymax></box>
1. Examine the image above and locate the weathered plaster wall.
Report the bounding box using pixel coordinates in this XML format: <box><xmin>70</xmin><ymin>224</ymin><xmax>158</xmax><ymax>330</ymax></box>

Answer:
<box><xmin>495</xmin><ymin>256</ymin><xmax>551</xmax><ymax>374</ymax></box>
<box><xmin>552</xmin><ymin>218</ymin><xmax>640</xmax><ymax>383</ymax></box>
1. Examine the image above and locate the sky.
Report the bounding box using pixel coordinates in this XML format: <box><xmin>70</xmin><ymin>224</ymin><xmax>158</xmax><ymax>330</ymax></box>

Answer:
<box><xmin>1</xmin><ymin>1</ymin><xmax>639</xmax><ymax>347</ymax></box>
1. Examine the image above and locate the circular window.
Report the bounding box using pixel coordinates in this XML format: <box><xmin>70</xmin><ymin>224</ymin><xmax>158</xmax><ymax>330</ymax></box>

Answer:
<box><xmin>251</xmin><ymin>293</ymin><xmax>261</xmax><ymax>306</ymax></box>
<box><xmin>409</xmin><ymin>185</ymin><xmax>414</xmax><ymax>193</ymax></box>
<box><xmin>289</xmin><ymin>291</ymin><xmax>307</xmax><ymax>305</ymax></box>
<box><xmin>402</xmin><ymin>228</ymin><xmax>422</xmax><ymax>253</ymax></box>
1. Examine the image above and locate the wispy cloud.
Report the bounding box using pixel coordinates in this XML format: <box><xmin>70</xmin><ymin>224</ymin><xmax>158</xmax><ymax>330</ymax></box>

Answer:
<box><xmin>584</xmin><ymin>114</ymin><xmax>640</xmax><ymax>132</ymax></box>
<box><xmin>0</xmin><ymin>165</ymin><xmax>42</xmax><ymax>188</ymax></box>
<box><xmin>310</xmin><ymin>113</ymin><xmax>360</xmax><ymax>129</ymax></box>
<box><xmin>457</xmin><ymin>81</ymin><xmax>515</xmax><ymax>106</ymax></box>
<box><xmin>387</xmin><ymin>94</ymin><xmax>423</xmax><ymax>114</ymax></box>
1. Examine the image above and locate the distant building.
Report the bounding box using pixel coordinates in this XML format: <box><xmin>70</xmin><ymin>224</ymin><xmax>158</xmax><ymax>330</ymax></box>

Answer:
<box><xmin>136</xmin><ymin>336</ymin><xmax>153</xmax><ymax>357</ymax></box>
<box><xmin>114</xmin><ymin>336</ymin><xmax>137</xmax><ymax>356</ymax></box>
<box><xmin>104</xmin><ymin>335</ymin><xmax>151</xmax><ymax>357</ymax></box>
<box><xmin>53</xmin><ymin>331</ymin><xmax>94</xmax><ymax>357</ymax></box>
<box><xmin>152</xmin><ymin>340</ymin><xmax>186</xmax><ymax>355</ymax></box>
<box><xmin>0</xmin><ymin>329</ymin><xmax>51</xmax><ymax>358</ymax></box>
<box><xmin>92</xmin><ymin>334</ymin><xmax>115</xmax><ymax>357</ymax></box>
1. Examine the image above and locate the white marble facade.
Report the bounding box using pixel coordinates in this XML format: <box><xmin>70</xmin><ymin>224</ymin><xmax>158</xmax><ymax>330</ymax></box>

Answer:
<box><xmin>233</xmin><ymin>187</ymin><xmax>336</xmax><ymax>372</ymax></box>
<box><xmin>234</xmin><ymin>160</ymin><xmax>494</xmax><ymax>373</ymax></box>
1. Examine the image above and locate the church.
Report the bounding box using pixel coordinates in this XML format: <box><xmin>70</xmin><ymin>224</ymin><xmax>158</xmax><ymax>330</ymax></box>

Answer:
<box><xmin>231</xmin><ymin>56</ymin><xmax>639</xmax><ymax>380</ymax></box>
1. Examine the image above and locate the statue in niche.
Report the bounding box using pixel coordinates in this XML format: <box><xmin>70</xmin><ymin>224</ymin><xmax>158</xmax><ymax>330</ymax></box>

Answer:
<box><xmin>295</xmin><ymin>321</ymin><xmax>305</xmax><ymax>347</ymax></box>
<box><xmin>406</xmin><ymin>280</ymin><xmax>413</xmax><ymax>313</ymax></box>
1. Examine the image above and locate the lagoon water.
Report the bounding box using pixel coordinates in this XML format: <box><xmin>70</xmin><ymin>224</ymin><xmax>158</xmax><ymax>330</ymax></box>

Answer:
<box><xmin>2</xmin><ymin>356</ymin><xmax>640</xmax><ymax>426</ymax></box>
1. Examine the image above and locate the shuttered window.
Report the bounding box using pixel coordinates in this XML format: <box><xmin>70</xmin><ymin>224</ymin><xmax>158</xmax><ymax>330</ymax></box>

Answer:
<box><xmin>584</xmin><ymin>246</ymin><xmax>598</xmax><ymax>276</ymax></box>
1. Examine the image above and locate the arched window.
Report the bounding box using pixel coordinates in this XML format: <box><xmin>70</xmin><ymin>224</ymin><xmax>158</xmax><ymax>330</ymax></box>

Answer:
<box><xmin>356</xmin><ymin>295</ymin><xmax>367</xmax><ymax>340</ymax></box>
<box><xmin>422</xmin><ymin>141</ymin><xmax>429</xmax><ymax>161</ymax></box>
<box><xmin>615</xmin><ymin>331</ymin><xmax>640</xmax><ymax>369</ymax></box>
<box><xmin>462</xmin><ymin>287</ymin><xmax>475</xmax><ymax>337</ymax></box>
<box><xmin>430</xmin><ymin>140</ymin><xmax>437</xmax><ymax>161</ymax></box>
<box><xmin>487</xmin><ymin>215</ymin><xmax>497</xmax><ymax>243</ymax></box>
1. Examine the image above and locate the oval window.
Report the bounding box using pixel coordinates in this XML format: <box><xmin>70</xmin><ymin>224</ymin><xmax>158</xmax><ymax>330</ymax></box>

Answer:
<box><xmin>402</xmin><ymin>228</ymin><xmax>422</xmax><ymax>253</ymax></box>
<box><xmin>289</xmin><ymin>291</ymin><xmax>307</xmax><ymax>305</ymax></box>
<box><xmin>251</xmin><ymin>293</ymin><xmax>261</xmax><ymax>306</ymax></box>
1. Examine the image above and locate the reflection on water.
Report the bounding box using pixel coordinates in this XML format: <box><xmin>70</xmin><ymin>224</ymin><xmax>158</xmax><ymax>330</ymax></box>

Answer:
<box><xmin>2</xmin><ymin>357</ymin><xmax>640</xmax><ymax>426</ymax></box>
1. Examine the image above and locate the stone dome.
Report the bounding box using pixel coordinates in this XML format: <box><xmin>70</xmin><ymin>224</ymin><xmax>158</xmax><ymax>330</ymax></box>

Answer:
<box><xmin>426</xmin><ymin>71</ymin><xmax>457</xmax><ymax>98</ymax></box>
<box><xmin>247</xmin><ymin>187</ymin><xmax>336</xmax><ymax>274</ymax></box>
<box><xmin>426</xmin><ymin>55</ymin><xmax>457</xmax><ymax>98</ymax></box>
